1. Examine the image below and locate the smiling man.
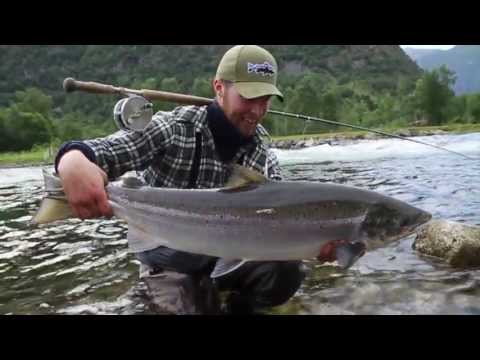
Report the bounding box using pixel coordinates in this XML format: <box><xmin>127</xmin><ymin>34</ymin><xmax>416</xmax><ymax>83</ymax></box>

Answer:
<box><xmin>54</xmin><ymin>45</ymin><xmax>307</xmax><ymax>314</ymax></box>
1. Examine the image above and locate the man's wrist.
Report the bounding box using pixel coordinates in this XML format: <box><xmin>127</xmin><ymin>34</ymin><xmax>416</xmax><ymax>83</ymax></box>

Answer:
<box><xmin>54</xmin><ymin>142</ymin><xmax>96</xmax><ymax>174</ymax></box>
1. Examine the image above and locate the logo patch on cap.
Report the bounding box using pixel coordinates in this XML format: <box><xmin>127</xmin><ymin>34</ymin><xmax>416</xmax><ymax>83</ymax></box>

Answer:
<box><xmin>247</xmin><ymin>62</ymin><xmax>275</xmax><ymax>77</ymax></box>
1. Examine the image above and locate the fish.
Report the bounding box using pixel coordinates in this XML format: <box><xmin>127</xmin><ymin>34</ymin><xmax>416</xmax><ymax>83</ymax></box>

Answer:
<box><xmin>32</xmin><ymin>165</ymin><xmax>432</xmax><ymax>277</ymax></box>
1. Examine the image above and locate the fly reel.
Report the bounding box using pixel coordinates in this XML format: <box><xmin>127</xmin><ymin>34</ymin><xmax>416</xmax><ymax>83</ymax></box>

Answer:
<box><xmin>113</xmin><ymin>96</ymin><xmax>153</xmax><ymax>131</ymax></box>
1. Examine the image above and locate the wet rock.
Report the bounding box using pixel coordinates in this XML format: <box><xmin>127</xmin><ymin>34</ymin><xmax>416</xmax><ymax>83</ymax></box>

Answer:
<box><xmin>409</xmin><ymin>129</ymin><xmax>420</xmax><ymax>137</ymax></box>
<box><xmin>270</xmin><ymin>141</ymin><xmax>281</xmax><ymax>149</ymax></box>
<box><xmin>304</xmin><ymin>138</ymin><xmax>315</xmax><ymax>147</ymax></box>
<box><xmin>394</xmin><ymin>130</ymin><xmax>411</xmax><ymax>137</ymax></box>
<box><xmin>294</xmin><ymin>141</ymin><xmax>306</xmax><ymax>149</ymax></box>
<box><xmin>413</xmin><ymin>220</ymin><xmax>480</xmax><ymax>268</ymax></box>
<box><xmin>364</xmin><ymin>133</ymin><xmax>379</xmax><ymax>140</ymax></box>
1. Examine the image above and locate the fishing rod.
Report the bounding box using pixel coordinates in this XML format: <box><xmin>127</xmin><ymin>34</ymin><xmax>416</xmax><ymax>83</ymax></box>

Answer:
<box><xmin>63</xmin><ymin>78</ymin><xmax>476</xmax><ymax>161</ymax></box>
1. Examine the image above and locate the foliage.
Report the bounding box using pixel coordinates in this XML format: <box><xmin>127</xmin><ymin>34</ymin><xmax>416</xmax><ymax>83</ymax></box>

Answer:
<box><xmin>1</xmin><ymin>46</ymin><xmax>479</xmax><ymax>152</ymax></box>
<box><xmin>413</xmin><ymin>65</ymin><xmax>456</xmax><ymax>125</ymax></box>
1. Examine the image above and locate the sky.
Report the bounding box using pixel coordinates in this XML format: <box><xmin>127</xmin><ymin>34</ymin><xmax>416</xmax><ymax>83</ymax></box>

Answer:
<box><xmin>400</xmin><ymin>45</ymin><xmax>456</xmax><ymax>50</ymax></box>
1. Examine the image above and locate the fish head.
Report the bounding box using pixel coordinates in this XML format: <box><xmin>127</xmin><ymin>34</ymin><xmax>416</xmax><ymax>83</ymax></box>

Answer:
<box><xmin>360</xmin><ymin>201</ymin><xmax>432</xmax><ymax>250</ymax></box>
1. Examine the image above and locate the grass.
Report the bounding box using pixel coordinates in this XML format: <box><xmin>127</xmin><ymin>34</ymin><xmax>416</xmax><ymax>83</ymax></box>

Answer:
<box><xmin>0</xmin><ymin>146</ymin><xmax>54</xmax><ymax>167</ymax></box>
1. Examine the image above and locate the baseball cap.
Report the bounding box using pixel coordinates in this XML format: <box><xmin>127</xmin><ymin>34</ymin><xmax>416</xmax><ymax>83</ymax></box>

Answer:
<box><xmin>216</xmin><ymin>45</ymin><xmax>284</xmax><ymax>102</ymax></box>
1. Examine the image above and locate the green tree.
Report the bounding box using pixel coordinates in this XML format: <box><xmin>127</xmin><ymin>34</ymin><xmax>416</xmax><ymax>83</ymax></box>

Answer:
<box><xmin>13</xmin><ymin>87</ymin><xmax>53</xmax><ymax>117</ymax></box>
<box><xmin>192</xmin><ymin>77</ymin><xmax>213</xmax><ymax>98</ymax></box>
<box><xmin>371</xmin><ymin>94</ymin><xmax>398</xmax><ymax>126</ymax></box>
<box><xmin>0</xmin><ymin>109</ymin><xmax>10</xmax><ymax>150</ymax></box>
<box><xmin>264</xmin><ymin>86</ymin><xmax>297</xmax><ymax>136</ymax></box>
<box><xmin>321</xmin><ymin>91</ymin><xmax>339</xmax><ymax>121</ymax></box>
<box><xmin>338</xmin><ymin>98</ymin><xmax>370</xmax><ymax>127</ymax></box>
<box><xmin>0</xmin><ymin>88</ymin><xmax>56</xmax><ymax>152</ymax></box>
<box><xmin>160</xmin><ymin>77</ymin><xmax>181</xmax><ymax>93</ymax></box>
<box><xmin>0</xmin><ymin>108</ymin><xmax>52</xmax><ymax>151</ymax></box>
<box><xmin>133</xmin><ymin>77</ymin><xmax>158</xmax><ymax>90</ymax></box>
<box><xmin>155</xmin><ymin>77</ymin><xmax>182</xmax><ymax>111</ymax></box>
<box><xmin>396</xmin><ymin>76</ymin><xmax>415</xmax><ymax>96</ymax></box>
<box><xmin>52</xmin><ymin>112</ymin><xmax>85</xmax><ymax>142</ymax></box>
<box><xmin>284</xmin><ymin>73</ymin><xmax>325</xmax><ymax>134</ymax></box>
<box><xmin>445</xmin><ymin>95</ymin><xmax>468</xmax><ymax>123</ymax></box>
<box><xmin>413</xmin><ymin>66</ymin><xmax>456</xmax><ymax>125</ymax></box>
<box><xmin>466</xmin><ymin>94</ymin><xmax>480</xmax><ymax>123</ymax></box>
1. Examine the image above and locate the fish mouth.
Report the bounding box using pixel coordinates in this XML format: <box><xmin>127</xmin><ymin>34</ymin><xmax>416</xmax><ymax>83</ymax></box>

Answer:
<box><xmin>396</xmin><ymin>211</ymin><xmax>433</xmax><ymax>239</ymax></box>
<box><xmin>419</xmin><ymin>211</ymin><xmax>433</xmax><ymax>226</ymax></box>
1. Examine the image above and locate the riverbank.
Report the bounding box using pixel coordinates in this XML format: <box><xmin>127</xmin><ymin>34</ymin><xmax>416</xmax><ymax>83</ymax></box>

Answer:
<box><xmin>269</xmin><ymin>123</ymin><xmax>480</xmax><ymax>149</ymax></box>
<box><xmin>0</xmin><ymin>148</ymin><xmax>54</xmax><ymax>168</ymax></box>
<box><xmin>1</xmin><ymin>124</ymin><xmax>479</xmax><ymax>167</ymax></box>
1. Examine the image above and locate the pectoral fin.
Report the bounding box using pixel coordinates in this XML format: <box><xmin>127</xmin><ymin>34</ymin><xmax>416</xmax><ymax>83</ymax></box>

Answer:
<box><xmin>336</xmin><ymin>242</ymin><xmax>366</xmax><ymax>269</ymax></box>
<box><xmin>210</xmin><ymin>258</ymin><xmax>249</xmax><ymax>279</ymax></box>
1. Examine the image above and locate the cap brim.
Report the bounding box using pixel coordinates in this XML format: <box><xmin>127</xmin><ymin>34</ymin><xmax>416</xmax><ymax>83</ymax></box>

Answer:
<box><xmin>234</xmin><ymin>82</ymin><xmax>284</xmax><ymax>102</ymax></box>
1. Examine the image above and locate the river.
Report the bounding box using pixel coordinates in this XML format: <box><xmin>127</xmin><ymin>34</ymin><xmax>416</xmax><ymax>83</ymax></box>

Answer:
<box><xmin>0</xmin><ymin>133</ymin><xmax>479</xmax><ymax>314</ymax></box>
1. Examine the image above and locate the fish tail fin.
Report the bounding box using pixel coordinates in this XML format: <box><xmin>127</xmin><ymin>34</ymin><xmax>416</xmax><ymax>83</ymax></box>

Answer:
<box><xmin>336</xmin><ymin>242</ymin><xmax>367</xmax><ymax>269</ymax></box>
<box><xmin>31</xmin><ymin>168</ymin><xmax>73</xmax><ymax>225</ymax></box>
<box><xmin>31</xmin><ymin>197</ymin><xmax>74</xmax><ymax>225</ymax></box>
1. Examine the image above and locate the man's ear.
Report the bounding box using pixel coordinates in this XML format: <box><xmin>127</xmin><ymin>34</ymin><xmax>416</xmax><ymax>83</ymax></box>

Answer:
<box><xmin>213</xmin><ymin>79</ymin><xmax>224</xmax><ymax>98</ymax></box>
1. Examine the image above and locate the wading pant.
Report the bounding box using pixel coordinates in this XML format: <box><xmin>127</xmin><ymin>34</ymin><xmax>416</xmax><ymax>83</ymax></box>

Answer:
<box><xmin>137</xmin><ymin>246</ymin><xmax>305</xmax><ymax>314</ymax></box>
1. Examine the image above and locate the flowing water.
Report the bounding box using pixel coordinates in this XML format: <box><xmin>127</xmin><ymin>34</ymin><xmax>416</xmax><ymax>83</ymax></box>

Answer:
<box><xmin>0</xmin><ymin>133</ymin><xmax>479</xmax><ymax>315</ymax></box>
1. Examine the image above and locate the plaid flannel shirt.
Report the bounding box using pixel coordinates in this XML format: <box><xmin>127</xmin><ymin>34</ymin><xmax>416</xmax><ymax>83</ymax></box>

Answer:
<box><xmin>84</xmin><ymin>105</ymin><xmax>282</xmax><ymax>189</ymax></box>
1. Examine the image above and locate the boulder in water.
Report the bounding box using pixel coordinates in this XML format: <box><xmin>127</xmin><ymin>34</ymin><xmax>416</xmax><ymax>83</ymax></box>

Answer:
<box><xmin>413</xmin><ymin>220</ymin><xmax>480</xmax><ymax>268</ymax></box>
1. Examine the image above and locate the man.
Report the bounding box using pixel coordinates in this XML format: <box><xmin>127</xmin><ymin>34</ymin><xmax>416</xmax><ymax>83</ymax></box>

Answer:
<box><xmin>55</xmin><ymin>45</ymin><xmax>305</xmax><ymax>314</ymax></box>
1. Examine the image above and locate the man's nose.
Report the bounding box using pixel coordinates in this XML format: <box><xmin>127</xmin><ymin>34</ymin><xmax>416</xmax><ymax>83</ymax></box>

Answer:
<box><xmin>250</xmin><ymin>100</ymin><xmax>268</xmax><ymax>117</ymax></box>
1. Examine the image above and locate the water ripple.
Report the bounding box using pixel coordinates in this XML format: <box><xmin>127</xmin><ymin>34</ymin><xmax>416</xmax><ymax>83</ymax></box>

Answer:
<box><xmin>1</xmin><ymin>133</ymin><xmax>479</xmax><ymax>314</ymax></box>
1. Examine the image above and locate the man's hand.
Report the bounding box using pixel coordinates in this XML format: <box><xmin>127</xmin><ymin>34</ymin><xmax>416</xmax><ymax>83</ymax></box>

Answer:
<box><xmin>57</xmin><ymin>150</ymin><xmax>113</xmax><ymax>220</ymax></box>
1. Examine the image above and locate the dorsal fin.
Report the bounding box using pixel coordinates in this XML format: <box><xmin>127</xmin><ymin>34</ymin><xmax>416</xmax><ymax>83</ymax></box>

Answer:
<box><xmin>122</xmin><ymin>176</ymin><xmax>146</xmax><ymax>189</ymax></box>
<box><xmin>224</xmin><ymin>165</ymin><xmax>268</xmax><ymax>189</ymax></box>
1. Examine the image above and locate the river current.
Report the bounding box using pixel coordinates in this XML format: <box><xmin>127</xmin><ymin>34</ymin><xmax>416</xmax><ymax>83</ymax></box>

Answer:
<box><xmin>0</xmin><ymin>133</ymin><xmax>478</xmax><ymax>314</ymax></box>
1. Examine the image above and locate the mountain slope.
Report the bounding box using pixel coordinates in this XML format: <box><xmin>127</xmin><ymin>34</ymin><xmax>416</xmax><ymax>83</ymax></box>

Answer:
<box><xmin>402</xmin><ymin>47</ymin><xmax>443</xmax><ymax>62</ymax></box>
<box><xmin>406</xmin><ymin>45</ymin><xmax>480</xmax><ymax>94</ymax></box>
<box><xmin>0</xmin><ymin>45</ymin><xmax>420</xmax><ymax>115</ymax></box>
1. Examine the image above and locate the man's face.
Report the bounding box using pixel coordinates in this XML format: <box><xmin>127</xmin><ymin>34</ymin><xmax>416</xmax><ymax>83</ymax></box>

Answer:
<box><xmin>215</xmin><ymin>80</ymin><xmax>272</xmax><ymax>138</ymax></box>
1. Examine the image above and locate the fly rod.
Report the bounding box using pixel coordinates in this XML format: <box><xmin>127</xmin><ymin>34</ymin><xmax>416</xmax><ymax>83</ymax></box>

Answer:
<box><xmin>63</xmin><ymin>78</ymin><xmax>477</xmax><ymax>160</ymax></box>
